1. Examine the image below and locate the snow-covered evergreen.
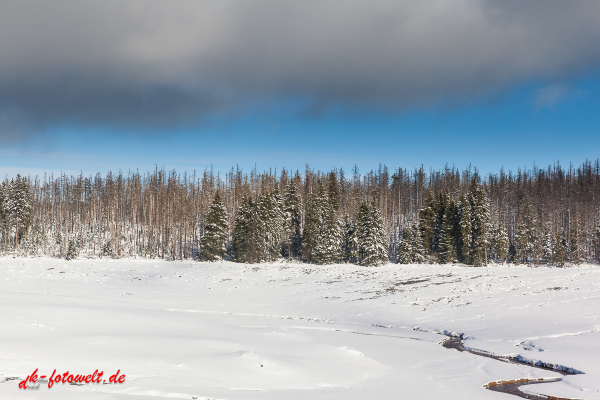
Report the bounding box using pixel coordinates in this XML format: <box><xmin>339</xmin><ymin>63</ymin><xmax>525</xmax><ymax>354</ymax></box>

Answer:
<box><xmin>438</xmin><ymin>195</ymin><xmax>457</xmax><ymax>264</ymax></box>
<box><xmin>396</xmin><ymin>222</ymin><xmax>425</xmax><ymax>264</ymax></box>
<box><xmin>198</xmin><ymin>192</ymin><xmax>229</xmax><ymax>261</ymax></box>
<box><xmin>356</xmin><ymin>202</ymin><xmax>388</xmax><ymax>266</ymax></box>
<box><xmin>302</xmin><ymin>182</ymin><xmax>327</xmax><ymax>262</ymax></box>
<box><xmin>283</xmin><ymin>179</ymin><xmax>303</xmax><ymax>260</ymax></box>
<box><xmin>313</xmin><ymin>202</ymin><xmax>342</xmax><ymax>264</ymax></box>
<box><xmin>458</xmin><ymin>194</ymin><xmax>473</xmax><ymax>264</ymax></box>
<box><xmin>490</xmin><ymin>222</ymin><xmax>509</xmax><ymax>263</ymax></box>
<box><xmin>341</xmin><ymin>215</ymin><xmax>357</xmax><ymax>263</ymax></box>
<box><xmin>515</xmin><ymin>200</ymin><xmax>539</xmax><ymax>264</ymax></box>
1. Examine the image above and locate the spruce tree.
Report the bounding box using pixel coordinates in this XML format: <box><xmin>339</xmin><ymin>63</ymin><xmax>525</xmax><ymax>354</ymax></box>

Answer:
<box><xmin>469</xmin><ymin>180</ymin><xmax>491</xmax><ymax>266</ymax></box>
<box><xmin>356</xmin><ymin>202</ymin><xmax>388</xmax><ymax>266</ymax></box>
<box><xmin>397</xmin><ymin>222</ymin><xmax>425</xmax><ymax>264</ymax></box>
<box><xmin>437</xmin><ymin>194</ymin><xmax>457</xmax><ymax>264</ymax></box>
<box><xmin>258</xmin><ymin>190</ymin><xmax>284</xmax><ymax>261</ymax></box>
<box><xmin>554</xmin><ymin>231</ymin><xmax>567</xmax><ymax>267</ymax></box>
<box><xmin>313</xmin><ymin>202</ymin><xmax>342</xmax><ymax>264</ymax></box>
<box><xmin>409</xmin><ymin>223</ymin><xmax>426</xmax><ymax>263</ymax></box>
<box><xmin>569</xmin><ymin>220</ymin><xmax>580</xmax><ymax>264</ymax></box>
<box><xmin>341</xmin><ymin>215</ymin><xmax>357</xmax><ymax>263</ymax></box>
<box><xmin>283</xmin><ymin>179</ymin><xmax>303</xmax><ymax>259</ymax></box>
<box><xmin>541</xmin><ymin>229</ymin><xmax>553</xmax><ymax>264</ymax></box>
<box><xmin>419</xmin><ymin>191</ymin><xmax>437</xmax><ymax>256</ymax></box>
<box><xmin>198</xmin><ymin>192</ymin><xmax>228</xmax><ymax>261</ymax></box>
<box><xmin>515</xmin><ymin>200</ymin><xmax>538</xmax><ymax>264</ymax></box>
<box><xmin>492</xmin><ymin>222</ymin><xmax>509</xmax><ymax>263</ymax></box>
<box><xmin>327</xmin><ymin>171</ymin><xmax>342</xmax><ymax>213</ymax></box>
<box><xmin>5</xmin><ymin>174</ymin><xmax>33</xmax><ymax>248</ymax></box>
<box><xmin>396</xmin><ymin>227</ymin><xmax>412</xmax><ymax>264</ymax></box>
<box><xmin>302</xmin><ymin>182</ymin><xmax>326</xmax><ymax>262</ymax></box>
<box><xmin>66</xmin><ymin>239</ymin><xmax>77</xmax><ymax>261</ymax></box>
<box><xmin>231</xmin><ymin>195</ymin><xmax>253</xmax><ymax>263</ymax></box>
<box><xmin>438</xmin><ymin>214</ymin><xmax>456</xmax><ymax>263</ymax></box>
<box><xmin>458</xmin><ymin>194</ymin><xmax>473</xmax><ymax>264</ymax></box>
<box><xmin>0</xmin><ymin>182</ymin><xmax>5</xmax><ymax>223</ymax></box>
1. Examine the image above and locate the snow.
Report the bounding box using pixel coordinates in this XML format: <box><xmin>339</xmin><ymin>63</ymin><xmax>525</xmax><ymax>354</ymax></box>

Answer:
<box><xmin>1</xmin><ymin>258</ymin><xmax>600</xmax><ymax>399</ymax></box>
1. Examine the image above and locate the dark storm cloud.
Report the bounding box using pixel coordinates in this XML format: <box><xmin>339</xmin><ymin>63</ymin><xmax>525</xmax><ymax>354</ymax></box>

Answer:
<box><xmin>1</xmin><ymin>0</ymin><xmax>600</xmax><ymax>137</ymax></box>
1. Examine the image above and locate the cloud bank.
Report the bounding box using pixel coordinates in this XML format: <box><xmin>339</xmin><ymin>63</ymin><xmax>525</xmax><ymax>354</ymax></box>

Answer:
<box><xmin>1</xmin><ymin>0</ymin><xmax>600</xmax><ymax>136</ymax></box>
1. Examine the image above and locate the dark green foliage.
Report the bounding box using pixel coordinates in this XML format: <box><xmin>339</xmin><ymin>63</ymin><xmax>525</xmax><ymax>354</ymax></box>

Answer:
<box><xmin>469</xmin><ymin>180</ymin><xmax>491</xmax><ymax>266</ymax></box>
<box><xmin>356</xmin><ymin>201</ymin><xmax>388</xmax><ymax>266</ymax></box>
<box><xmin>419</xmin><ymin>191</ymin><xmax>437</xmax><ymax>255</ymax></box>
<box><xmin>102</xmin><ymin>240</ymin><xmax>112</xmax><ymax>257</ymax></box>
<box><xmin>198</xmin><ymin>192</ymin><xmax>228</xmax><ymax>261</ymax></box>
<box><xmin>66</xmin><ymin>239</ymin><xmax>77</xmax><ymax>260</ymax></box>
<box><xmin>541</xmin><ymin>229</ymin><xmax>553</xmax><ymax>263</ymax></box>
<box><xmin>491</xmin><ymin>222</ymin><xmax>509</xmax><ymax>263</ymax></box>
<box><xmin>515</xmin><ymin>200</ymin><xmax>539</xmax><ymax>264</ymax></box>
<box><xmin>458</xmin><ymin>194</ymin><xmax>473</xmax><ymax>264</ymax></box>
<box><xmin>258</xmin><ymin>189</ymin><xmax>284</xmax><ymax>261</ymax></box>
<box><xmin>231</xmin><ymin>195</ymin><xmax>262</xmax><ymax>263</ymax></box>
<box><xmin>302</xmin><ymin>182</ymin><xmax>327</xmax><ymax>262</ymax></box>
<box><xmin>569</xmin><ymin>220</ymin><xmax>580</xmax><ymax>264</ymax></box>
<box><xmin>341</xmin><ymin>215</ymin><xmax>357</xmax><ymax>263</ymax></box>
<box><xmin>327</xmin><ymin>171</ymin><xmax>341</xmax><ymax>213</ymax></box>
<box><xmin>313</xmin><ymin>202</ymin><xmax>342</xmax><ymax>264</ymax></box>
<box><xmin>5</xmin><ymin>174</ymin><xmax>33</xmax><ymax>245</ymax></box>
<box><xmin>231</xmin><ymin>191</ymin><xmax>284</xmax><ymax>263</ymax></box>
<box><xmin>438</xmin><ymin>194</ymin><xmax>458</xmax><ymax>264</ymax></box>
<box><xmin>283</xmin><ymin>179</ymin><xmax>303</xmax><ymax>259</ymax></box>
<box><xmin>508</xmin><ymin>240</ymin><xmax>517</xmax><ymax>263</ymax></box>
<box><xmin>554</xmin><ymin>231</ymin><xmax>567</xmax><ymax>267</ymax></box>
<box><xmin>396</xmin><ymin>222</ymin><xmax>425</xmax><ymax>264</ymax></box>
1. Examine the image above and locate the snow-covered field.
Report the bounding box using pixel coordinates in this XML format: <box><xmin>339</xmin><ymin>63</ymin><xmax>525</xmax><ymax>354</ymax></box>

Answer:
<box><xmin>1</xmin><ymin>258</ymin><xmax>600</xmax><ymax>399</ymax></box>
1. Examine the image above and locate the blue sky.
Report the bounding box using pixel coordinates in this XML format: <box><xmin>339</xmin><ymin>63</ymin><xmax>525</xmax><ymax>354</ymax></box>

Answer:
<box><xmin>3</xmin><ymin>75</ymin><xmax>599</xmax><ymax>178</ymax></box>
<box><xmin>1</xmin><ymin>1</ymin><xmax>600</xmax><ymax>178</ymax></box>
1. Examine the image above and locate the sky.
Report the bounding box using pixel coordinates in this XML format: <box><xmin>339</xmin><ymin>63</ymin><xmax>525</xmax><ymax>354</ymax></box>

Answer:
<box><xmin>1</xmin><ymin>0</ymin><xmax>600</xmax><ymax>178</ymax></box>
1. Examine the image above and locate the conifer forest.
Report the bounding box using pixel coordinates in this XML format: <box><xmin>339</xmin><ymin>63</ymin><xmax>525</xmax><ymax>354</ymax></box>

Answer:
<box><xmin>2</xmin><ymin>161</ymin><xmax>600</xmax><ymax>266</ymax></box>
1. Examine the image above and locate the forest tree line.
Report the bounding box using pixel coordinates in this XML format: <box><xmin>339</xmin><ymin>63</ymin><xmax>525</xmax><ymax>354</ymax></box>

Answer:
<box><xmin>1</xmin><ymin>160</ymin><xmax>600</xmax><ymax>266</ymax></box>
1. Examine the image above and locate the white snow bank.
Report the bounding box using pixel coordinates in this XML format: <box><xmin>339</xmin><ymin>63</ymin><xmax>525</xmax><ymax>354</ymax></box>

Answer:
<box><xmin>1</xmin><ymin>258</ymin><xmax>600</xmax><ymax>399</ymax></box>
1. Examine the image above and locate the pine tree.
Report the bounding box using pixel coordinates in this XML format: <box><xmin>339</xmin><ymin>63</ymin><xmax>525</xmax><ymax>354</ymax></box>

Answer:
<box><xmin>554</xmin><ymin>231</ymin><xmax>567</xmax><ymax>267</ymax></box>
<box><xmin>66</xmin><ymin>239</ymin><xmax>77</xmax><ymax>261</ymax></box>
<box><xmin>283</xmin><ymin>179</ymin><xmax>303</xmax><ymax>259</ymax></box>
<box><xmin>198</xmin><ymin>192</ymin><xmax>228</xmax><ymax>261</ymax></box>
<box><xmin>313</xmin><ymin>202</ymin><xmax>342</xmax><ymax>264</ymax></box>
<box><xmin>396</xmin><ymin>222</ymin><xmax>425</xmax><ymax>264</ymax></box>
<box><xmin>0</xmin><ymin>181</ymin><xmax>5</xmax><ymax>222</ymax></box>
<box><xmin>541</xmin><ymin>229</ymin><xmax>553</xmax><ymax>264</ymax></box>
<box><xmin>515</xmin><ymin>200</ymin><xmax>538</xmax><ymax>264</ymax></box>
<box><xmin>491</xmin><ymin>222</ymin><xmax>509</xmax><ymax>263</ymax></box>
<box><xmin>419</xmin><ymin>191</ymin><xmax>437</xmax><ymax>256</ymax></box>
<box><xmin>341</xmin><ymin>215</ymin><xmax>357</xmax><ymax>263</ymax></box>
<box><xmin>508</xmin><ymin>240</ymin><xmax>517</xmax><ymax>263</ymax></box>
<box><xmin>569</xmin><ymin>220</ymin><xmax>580</xmax><ymax>264</ymax></box>
<box><xmin>438</xmin><ymin>214</ymin><xmax>456</xmax><ymax>263</ymax></box>
<box><xmin>396</xmin><ymin>227</ymin><xmax>412</xmax><ymax>264</ymax></box>
<box><xmin>327</xmin><ymin>171</ymin><xmax>341</xmax><ymax>213</ymax></box>
<box><xmin>258</xmin><ymin>190</ymin><xmax>284</xmax><ymax>261</ymax></box>
<box><xmin>302</xmin><ymin>182</ymin><xmax>326</xmax><ymax>262</ymax></box>
<box><xmin>469</xmin><ymin>180</ymin><xmax>491</xmax><ymax>266</ymax></box>
<box><xmin>438</xmin><ymin>194</ymin><xmax>457</xmax><ymax>264</ymax></box>
<box><xmin>409</xmin><ymin>223</ymin><xmax>426</xmax><ymax>263</ymax></box>
<box><xmin>356</xmin><ymin>202</ymin><xmax>388</xmax><ymax>266</ymax></box>
<box><xmin>458</xmin><ymin>194</ymin><xmax>473</xmax><ymax>264</ymax></box>
<box><xmin>101</xmin><ymin>239</ymin><xmax>112</xmax><ymax>257</ymax></box>
<box><xmin>232</xmin><ymin>195</ymin><xmax>258</xmax><ymax>263</ymax></box>
<box><xmin>5</xmin><ymin>174</ymin><xmax>33</xmax><ymax>248</ymax></box>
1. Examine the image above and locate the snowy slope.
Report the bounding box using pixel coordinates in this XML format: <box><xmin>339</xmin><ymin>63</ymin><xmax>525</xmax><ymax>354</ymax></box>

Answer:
<box><xmin>1</xmin><ymin>258</ymin><xmax>599</xmax><ymax>399</ymax></box>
